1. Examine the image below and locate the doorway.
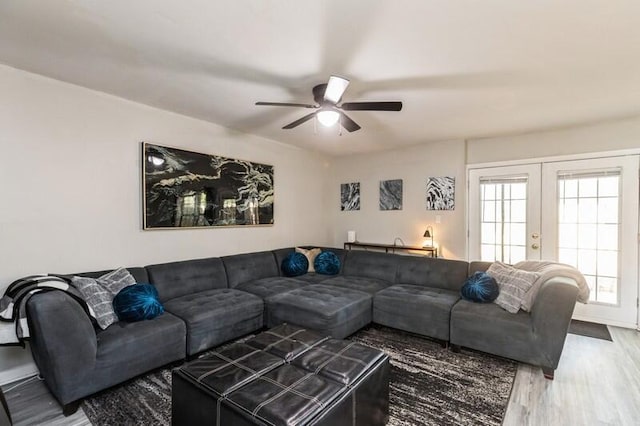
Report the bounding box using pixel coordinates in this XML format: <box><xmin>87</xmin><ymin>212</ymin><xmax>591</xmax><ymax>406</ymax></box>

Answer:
<box><xmin>468</xmin><ymin>155</ymin><xmax>639</xmax><ymax>327</ymax></box>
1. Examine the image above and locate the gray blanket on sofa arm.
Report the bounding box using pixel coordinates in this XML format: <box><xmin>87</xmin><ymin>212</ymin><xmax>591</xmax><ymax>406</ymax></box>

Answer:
<box><xmin>514</xmin><ymin>260</ymin><xmax>590</xmax><ymax>311</ymax></box>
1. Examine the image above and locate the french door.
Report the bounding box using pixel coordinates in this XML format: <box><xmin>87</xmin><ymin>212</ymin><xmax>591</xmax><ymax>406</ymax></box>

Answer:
<box><xmin>468</xmin><ymin>164</ymin><xmax>542</xmax><ymax>264</ymax></box>
<box><xmin>468</xmin><ymin>155</ymin><xmax>639</xmax><ymax>328</ymax></box>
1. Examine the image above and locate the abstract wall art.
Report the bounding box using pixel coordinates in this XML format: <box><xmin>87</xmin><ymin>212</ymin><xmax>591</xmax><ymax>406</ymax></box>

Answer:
<box><xmin>426</xmin><ymin>176</ymin><xmax>455</xmax><ymax>210</ymax></box>
<box><xmin>143</xmin><ymin>143</ymin><xmax>274</xmax><ymax>229</ymax></box>
<box><xmin>379</xmin><ymin>179</ymin><xmax>403</xmax><ymax>210</ymax></box>
<box><xmin>340</xmin><ymin>182</ymin><xmax>360</xmax><ymax>211</ymax></box>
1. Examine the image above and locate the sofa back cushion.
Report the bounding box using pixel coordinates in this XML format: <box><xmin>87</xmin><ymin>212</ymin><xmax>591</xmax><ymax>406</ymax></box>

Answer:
<box><xmin>272</xmin><ymin>248</ymin><xmax>295</xmax><ymax>274</ymax></box>
<box><xmin>396</xmin><ymin>256</ymin><xmax>469</xmax><ymax>291</ymax></box>
<box><xmin>146</xmin><ymin>257</ymin><xmax>227</xmax><ymax>302</ymax></box>
<box><xmin>71</xmin><ymin>267</ymin><xmax>149</xmax><ymax>284</ymax></box>
<box><xmin>342</xmin><ymin>251</ymin><xmax>398</xmax><ymax>283</ymax></box>
<box><xmin>468</xmin><ymin>261</ymin><xmax>492</xmax><ymax>275</ymax></box>
<box><xmin>316</xmin><ymin>248</ymin><xmax>347</xmax><ymax>274</ymax></box>
<box><xmin>222</xmin><ymin>251</ymin><xmax>279</xmax><ymax>288</ymax></box>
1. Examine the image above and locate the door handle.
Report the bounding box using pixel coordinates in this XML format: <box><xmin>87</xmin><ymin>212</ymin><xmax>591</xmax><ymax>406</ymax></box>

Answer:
<box><xmin>531</xmin><ymin>233</ymin><xmax>540</xmax><ymax>239</ymax></box>
<box><xmin>531</xmin><ymin>243</ymin><xmax>540</xmax><ymax>249</ymax></box>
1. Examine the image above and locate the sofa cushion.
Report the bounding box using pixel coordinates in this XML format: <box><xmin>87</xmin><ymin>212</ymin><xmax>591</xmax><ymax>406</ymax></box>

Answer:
<box><xmin>113</xmin><ymin>283</ymin><xmax>164</xmax><ymax>322</ymax></box>
<box><xmin>69</xmin><ymin>267</ymin><xmax>149</xmax><ymax>284</ymax></box>
<box><xmin>272</xmin><ymin>247</ymin><xmax>295</xmax><ymax>270</ymax></box>
<box><xmin>266</xmin><ymin>284</ymin><xmax>372</xmax><ymax>339</ymax></box>
<box><xmin>281</xmin><ymin>252</ymin><xmax>309</xmax><ymax>277</ymax></box>
<box><xmin>94</xmin><ymin>311</ymin><xmax>186</xmax><ymax>388</ymax></box>
<box><xmin>396</xmin><ymin>256</ymin><xmax>469</xmax><ymax>291</ymax></box>
<box><xmin>222</xmin><ymin>251</ymin><xmax>279</xmax><ymax>288</ymax></box>
<box><xmin>314</xmin><ymin>251</ymin><xmax>341</xmax><ymax>275</ymax></box>
<box><xmin>287</xmin><ymin>247</ymin><xmax>347</xmax><ymax>275</ymax></box>
<box><xmin>96</xmin><ymin>267</ymin><xmax>137</xmax><ymax>295</ymax></box>
<box><xmin>293</xmin><ymin>273</ymin><xmax>333</xmax><ymax>285</ymax></box>
<box><xmin>450</xmin><ymin>299</ymin><xmax>538</xmax><ymax>365</ymax></box>
<box><xmin>146</xmin><ymin>257</ymin><xmax>228</xmax><ymax>303</ymax></box>
<box><xmin>487</xmin><ymin>262</ymin><xmax>540</xmax><ymax>313</ymax></box>
<box><xmin>295</xmin><ymin>247</ymin><xmax>321</xmax><ymax>273</ymax></box>
<box><xmin>236</xmin><ymin>277</ymin><xmax>308</xmax><ymax>299</ymax></box>
<box><xmin>342</xmin><ymin>251</ymin><xmax>399</xmax><ymax>282</ymax></box>
<box><xmin>164</xmin><ymin>289</ymin><xmax>263</xmax><ymax>355</ymax></box>
<box><xmin>320</xmin><ymin>276</ymin><xmax>391</xmax><ymax>294</ymax></box>
<box><xmin>460</xmin><ymin>272</ymin><xmax>500</xmax><ymax>303</ymax></box>
<box><xmin>373</xmin><ymin>284</ymin><xmax>460</xmax><ymax>340</ymax></box>
<box><xmin>468</xmin><ymin>261</ymin><xmax>492</xmax><ymax>275</ymax></box>
<box><xmin>71</xmin><ymin>275</ymin><xmax>120</xmax><ymax>330</ymax></box>
<box><xmin>71</xmin><ymin>267</ymin><xmax>138</xmax><ymax>330</ymax></box>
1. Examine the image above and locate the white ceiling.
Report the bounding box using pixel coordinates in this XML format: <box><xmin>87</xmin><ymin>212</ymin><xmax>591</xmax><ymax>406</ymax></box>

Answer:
<box><xmin>1</xmin><ymin>1</ymin><xmax>640</xmax><ymax>156</ymax></box>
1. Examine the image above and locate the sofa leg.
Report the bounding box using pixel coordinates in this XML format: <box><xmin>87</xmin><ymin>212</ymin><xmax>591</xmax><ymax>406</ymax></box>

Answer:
<box><xmin>62</xmin><ymin>400</ymin><xmax>81</xmax><ymax>416</ymax></box>
<box><xmin>542</xmin><ymin>367</ymin><xmax>555</xmax><ymax>380</ymax></box>
<box><xmin>439</xmin><ymin>340</ymin><xmax>448</xmax><ymax>349</ymax></box>
<box><xmin>450</xmin><ymin>344</ymin><xmax>461</xmax><ymax>353</ymax></box>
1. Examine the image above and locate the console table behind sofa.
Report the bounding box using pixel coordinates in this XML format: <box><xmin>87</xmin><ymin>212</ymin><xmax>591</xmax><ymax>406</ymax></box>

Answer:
<box><xmin>344</xmin><ymin>241</ymin><xmax>438</xmax><ymax>258</ymax></box>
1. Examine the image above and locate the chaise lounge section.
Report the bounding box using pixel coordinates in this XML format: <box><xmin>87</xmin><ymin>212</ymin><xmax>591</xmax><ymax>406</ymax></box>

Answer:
<box><xmin>24</xmin><ymin>246</ymin><xmax>581</xmax><ymax>414</ymax></box>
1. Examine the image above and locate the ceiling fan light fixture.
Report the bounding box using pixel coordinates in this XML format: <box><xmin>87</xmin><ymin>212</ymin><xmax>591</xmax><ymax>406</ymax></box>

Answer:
<box><xmin>324</xmin><ymin>76</ymin><xmax>350</xmax><ymax>103</ymax></box>
<box><xmin>317</xmin><ymin>109</ymin><xmax>340</xmax><ymax>127</ymax></box>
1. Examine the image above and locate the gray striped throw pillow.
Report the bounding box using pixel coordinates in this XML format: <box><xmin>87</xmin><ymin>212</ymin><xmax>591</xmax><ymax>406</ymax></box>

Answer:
<box><xmin>487</xmin><ymin>262</ymin><xmax>540</xmax><ymax>314</ymax></box>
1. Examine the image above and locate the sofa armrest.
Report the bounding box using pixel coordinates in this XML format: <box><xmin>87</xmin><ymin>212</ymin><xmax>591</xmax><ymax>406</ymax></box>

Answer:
<box><xmin>531</xmin><ymin>277</ymin><xmax>579</xmax><ymax>368</ymax></box>
<box><xmin>27</xmin><ymin>291</ymin><xmax>97</xmax><ymax>403</ymax></box>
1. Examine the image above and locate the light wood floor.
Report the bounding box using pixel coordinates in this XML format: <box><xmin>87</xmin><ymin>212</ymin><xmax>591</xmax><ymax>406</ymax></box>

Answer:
<box><xmin>3</xmin><ymin>326</ymin><xmax>639</xmax><ymax>426</ymax></box>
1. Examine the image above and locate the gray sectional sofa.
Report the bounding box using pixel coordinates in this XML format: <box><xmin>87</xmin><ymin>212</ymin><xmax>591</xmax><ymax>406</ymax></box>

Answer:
<box><xmin>25</xmin><ymin>246</ymin><xmax>580</xmax><ymax>415</ymax></box>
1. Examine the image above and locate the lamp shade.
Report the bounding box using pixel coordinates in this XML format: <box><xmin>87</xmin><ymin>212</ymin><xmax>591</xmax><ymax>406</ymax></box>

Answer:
<box><xmin>423</xmin><ymin>226</ymin><xmax>434</xmax><ymax>248</ymax></box>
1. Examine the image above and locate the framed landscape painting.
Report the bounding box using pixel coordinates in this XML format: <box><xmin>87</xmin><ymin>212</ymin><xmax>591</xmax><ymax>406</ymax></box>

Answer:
<box><xmin>143</xmin><ymin>143</ymin><xmax>274</xmax><ymax>229</ymax></box>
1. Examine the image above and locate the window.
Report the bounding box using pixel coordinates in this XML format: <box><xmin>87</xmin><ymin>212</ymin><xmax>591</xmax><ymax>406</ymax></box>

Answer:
<box><xmin>479</xmin><ymin>176</ymin><xmax>528</xmax><ymax>264</ymax></box>
<box><xmin>557</xmin><ymin>170</ymin><xmax>621</xmax><ymax>304</ymax></box>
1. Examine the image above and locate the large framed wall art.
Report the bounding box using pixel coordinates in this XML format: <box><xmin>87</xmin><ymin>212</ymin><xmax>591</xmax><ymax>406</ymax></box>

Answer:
<box><xmin>142</xmin><ymin>143</ymin><xmax>274</xmax><ymax>229</ymax></box>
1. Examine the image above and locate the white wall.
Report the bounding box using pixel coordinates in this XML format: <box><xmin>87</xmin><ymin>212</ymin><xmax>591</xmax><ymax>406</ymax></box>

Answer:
<box><xmin>327</xmin><ymin>140</ymin><xmax>467</xmax><ymax>260</ymax></box>
<box><xmin>0</xmin><ymin>65</ymin><xmax>332</xmax><ymax>384</ymax></box>
<box><xmin>467</xmin><ymin>116</ymin><xmax>640</xmax><ymax>164</ymax></box>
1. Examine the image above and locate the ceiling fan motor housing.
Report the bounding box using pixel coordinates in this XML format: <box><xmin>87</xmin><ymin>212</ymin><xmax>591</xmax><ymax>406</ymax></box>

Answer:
<box><xmin>313</xmin><ymin>83</ymin><xmax>331</xmax><ymax>104</ymax></box>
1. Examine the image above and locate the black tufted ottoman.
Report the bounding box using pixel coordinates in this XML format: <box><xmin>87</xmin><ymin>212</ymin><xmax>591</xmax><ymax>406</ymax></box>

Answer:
<box><xmin>172</xmin><ymin>324</ymin><xmax>389</xmax><ymax>426</ymax></box>
<box><xmin>265</xmin><ymin>284</ymin><xmax>372</xmax><ymax>339</ymax></box>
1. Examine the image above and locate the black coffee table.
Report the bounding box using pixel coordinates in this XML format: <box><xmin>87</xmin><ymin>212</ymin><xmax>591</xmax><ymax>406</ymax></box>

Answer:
<box><xmin>172</xmin><ymin>323</ymin><xmax>389</xmax><ymax>426</ymax></box>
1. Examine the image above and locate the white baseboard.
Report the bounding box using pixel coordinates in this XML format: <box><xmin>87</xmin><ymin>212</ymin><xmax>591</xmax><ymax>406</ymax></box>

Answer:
<box><xmin>0</xmin><ymin>362</ymin><xmax>38</xmax><ymax>386</ymax></box>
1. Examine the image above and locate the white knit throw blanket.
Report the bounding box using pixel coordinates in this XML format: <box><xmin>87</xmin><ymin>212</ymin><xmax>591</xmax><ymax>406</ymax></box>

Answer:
<box><xmin>514</xmin><ymin>260</ymin><xmax>590</xmax><ymax>311</ymax></box>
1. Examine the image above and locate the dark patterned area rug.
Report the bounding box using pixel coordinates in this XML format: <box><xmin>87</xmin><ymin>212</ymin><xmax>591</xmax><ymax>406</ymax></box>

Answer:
<box><xmin>82</xmin><ymin>326</ymin><xmax>517</xmax><ymax>426</ymax></box>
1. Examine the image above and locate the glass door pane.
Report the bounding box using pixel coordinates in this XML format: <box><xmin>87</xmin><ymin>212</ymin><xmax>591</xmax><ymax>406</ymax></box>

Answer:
<box><xmin>479</xmin><ymin>178</ymin><xmax>528</xmax><ymax>263</ymax></box>
<box><xmin>557</xmin><ymin>172</ymin><xmax>620</xmax><ymax>304</ymax></box>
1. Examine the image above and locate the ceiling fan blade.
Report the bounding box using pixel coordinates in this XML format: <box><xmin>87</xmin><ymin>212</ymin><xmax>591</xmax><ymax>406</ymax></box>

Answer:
<box><xmin>324</xmin><ymin>75</ymin><xmax>350</xmax><ymax>103</ymax></box>
<box><xmin>282</xmin><ymin>112</ymin><xmax>317</xmax><ymax>129</ymax></box>
<box><xmin>339</xmin><ymin>112</ymin><xmax>361</xmax><ymax>132</ymax></box>
<box><xmin>341</xmin><ymin>101</ymin><xmax>403</xmax><ymax>111</ymax></box>
<box><xmin>256</xmin><ymin>101</ymin><xmax>317</xmax><ymax>109</ymax></box>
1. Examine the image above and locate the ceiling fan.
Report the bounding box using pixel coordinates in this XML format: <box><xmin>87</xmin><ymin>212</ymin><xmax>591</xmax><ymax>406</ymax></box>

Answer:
<box><xmin>255</xmin><ymin>76</ymin><xmax>402</xmax><ymax>132</ymax></box>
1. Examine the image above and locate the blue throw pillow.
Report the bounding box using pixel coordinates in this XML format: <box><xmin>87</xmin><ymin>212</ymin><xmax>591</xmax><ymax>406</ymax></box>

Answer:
<box><xmin>461</xmin><ymin>272</ymin><xmax>500</xmax><ymax>303</ymax></box>
<box><xmin>314</xmin><ymin>251</ymin><xmax>341</xmax><ymax>275</ymax></box>
<box><xmin>113</xmin><ymin>283</ymin><xmax>164</xmax><ymax>322</ymax></box>
<box><xmin>281</xmin><ymin>252</ymin><xmax>309</xmax><ymax>277</ymax></box>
